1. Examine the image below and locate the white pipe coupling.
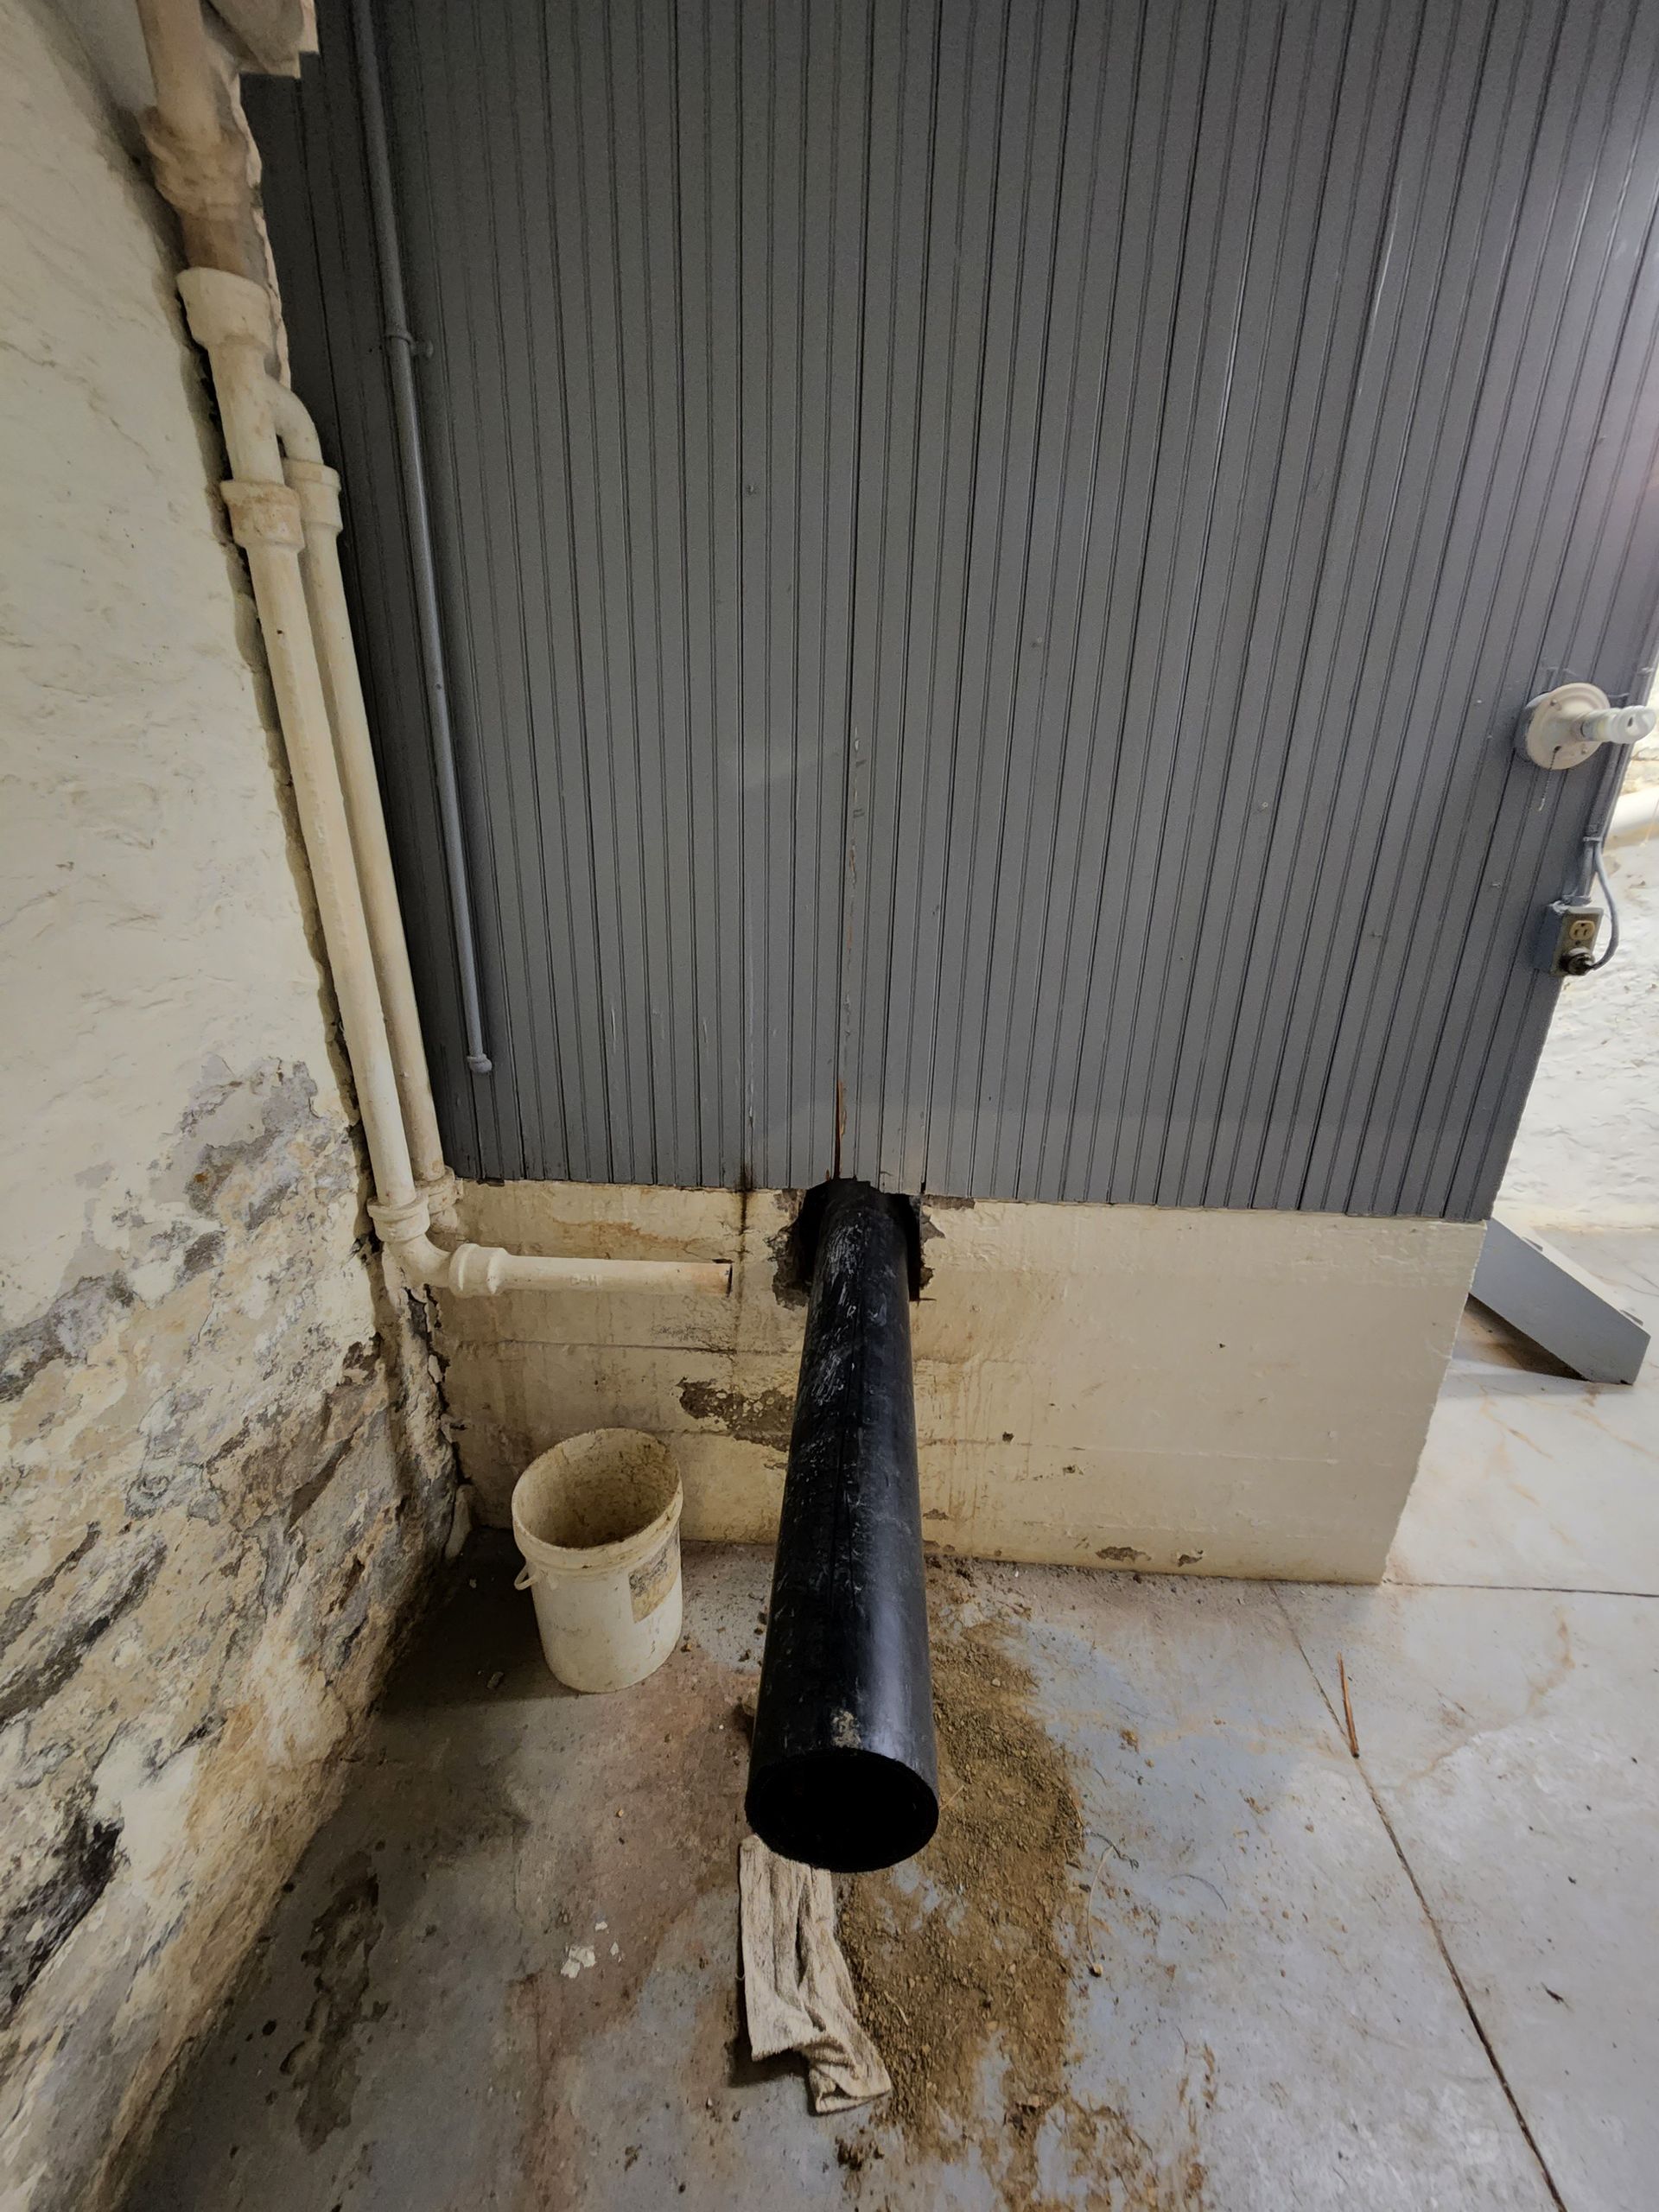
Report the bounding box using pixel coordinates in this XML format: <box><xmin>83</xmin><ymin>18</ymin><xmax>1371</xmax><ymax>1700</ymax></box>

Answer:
<box><xmin>367</xmin><ymin>1191</ymin><xmax>433</xmax><ymax>1243</ymax></box>
<box><xmin>286</xmin><ymin>458</ymin><xmax>343</xmax><ymax>535</ymax></box>
<box><xmin>220</xmin><ymin>480</ymin><xmax>305</xmax><ymax>551</ymax></box>
<box><xmin>418</xmin><ymin>1168</ymin><xmax>462</xmax><ymax>1224</ymax></box>
<box><xmin>177</xmin><ymin>265</ymin><xmax>273</xmax><ymax>353</ymax></box>
<box><xmin>366</xmin><ymin>1202</ymin><xmax>733</xmax><ymax>1299</ymax></box>
<box><xmin>446</xmin><ymin>1243</ymin><xmax>511</xmax><ymax>1296</ymax></box>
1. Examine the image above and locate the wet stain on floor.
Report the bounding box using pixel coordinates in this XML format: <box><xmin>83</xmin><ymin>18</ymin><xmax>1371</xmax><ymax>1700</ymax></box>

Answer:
<box><xmin>279</xmin><ymin>1855</ymin><xmax>384</xmax><ymax>2150</ymax></box>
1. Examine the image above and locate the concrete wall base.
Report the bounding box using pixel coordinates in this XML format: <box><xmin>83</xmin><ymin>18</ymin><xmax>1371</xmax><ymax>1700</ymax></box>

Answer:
<box><xmin>439</xmin><ymin>1183</ymin><xmax>1480</xmax><ymax>1585</ymax></box>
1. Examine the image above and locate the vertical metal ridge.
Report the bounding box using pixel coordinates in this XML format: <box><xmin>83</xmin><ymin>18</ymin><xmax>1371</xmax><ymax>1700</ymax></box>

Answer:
<box><xmin>403</xmin><ymin>0</ymin><xmax>527</xmax><ymax>1177</ymax></box>
<box><xmin>838</xmin><ymin>0</ymin><xmax>901</xmax><ymax>1188</ymax></box>
<box><xmin>499</xmin><ymin>0</ymin><xmax>563</xmax><ymax>1175</ymax></box>
<box><xmin>1131</xmin><ymin>0</ymin><xmax>1311</xmax><ymax>1211</ymax></box>
<box><xmin>874</xmin><ymin>0</ymin><xmax>957</xmax><ymax>1198</ymax></box>
<box><xmin>657</xmin><ymin>0</ymin><xmax>703</xmax><ymax>1184</ymax></box>
<box><xmin>554</xmin><ymin>0</ymin><xmax>622</xmax><ymax>1178</ymax></box>
<box><xmin>484</xmin><ymin>0</ymin><xmax>563</xmax><ymax>1173</ymax></box>
<box><xmin>1361</xmin><ymin>0</ymin><xmax>1618</xmax><ymax>1214</ymax></box>
<box><xmin>888</xmin><ymin>0</ymin><xmax>1014</xmax><ymax>1194</ymax></box>
<box><xmin>1190</xmin><ymin>0</ymin><xmax>1432</xmax><ymax>1212</ymax></box>
<box><xmin>1249</xmin><ymin>0</ymin><xmax>1509</xmax><ymax>1215</ymax></box>
<box><xmin>733</xmin><ymin>0</ymin><xmax>761</xmax><ymax>1179</ymax></box>
<box><xmin>1293</xmin><ymin>0</ymin><xmax>1563</xmax><ymax>1214</ymax></box>
<box><xmin>601</xmin><ymin>0</ymin><xmax>663</xmax><ymax>1181</ymax></box>
<box><xmin>987</xmin><ymin>0</ymin><xmax>1121</xmax><ymax>1201</ymax></box>
<box><xmin>1365</xmin><ymin>0</ymin><xmax>1631</xmax><ymax>1217</ymax></box>
<box><xmin>1306</xmin><ymin>0</ymin><xmax>1578</xmax><ymax>1215</ymax></box>
<box><xmin>1012</xmin><ymin>0</ymin><xmax>1150</xmax><ymax>1201</ymax></box>
<box><xmin>541</xmin><ymin>0</ymin><xmax>618</xmax><ymax>1183</ymax></box>
<box><xmin>1065</xmin><ymin>0</ymin><xmax>1227</xmax><ymax>1204</ymax></box>
<box><xmin>1109</xmin><ymin>0</ymin><xmax>1284</xmax><ymax>1207</ymax></box>
<box><xmin>1160</xmin><ymin>0</ymin><xmax>1378</xmax><ymax>1209</ymax></box>
<box><xmin>622</xmin><ymin>0</ymin><xmax>690</xmax><ymax>1184</ymax></box>
<box><xmin>461</xmin><ymin>0</ymin><xmax>565</xmax><ymax>1173</ymax></box>
<box><xmin>1427</xmin><ymin>0</ymin><xmax>1659</xmax><ymax>1217</ymax></box>
<box><xmin>1210</xmin><ymin>0</ymin><xmax>1445</xmax><ymax>1215</ymax></box>
<box><xmin>252</xmin><ymin>0</ymin><xmax>1659</xmax><ymax>1217</ymax></box>
<box><xmin>957</xmin><ymin>0</ymin><xmax>1084</xmax><ymax>1197</ymax></box>
<box><xmin>1036</xmin><ymin>0</ymin><xmax>1195</xmax><ymax>1199</ymax></box>
<box><xmin>912</xmin><ymin>0</ymin><xmax>1023</xmax><ymax>1194</ymax></box>
<box><xmin>1346</xmin><ymin>0</ymin><xmax>1637</xmax><ymax>1217</ymax></box>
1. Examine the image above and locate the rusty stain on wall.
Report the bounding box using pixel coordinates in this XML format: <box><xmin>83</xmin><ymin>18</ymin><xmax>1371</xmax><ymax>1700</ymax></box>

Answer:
<box><xmin>676</xmin><ymin>1379</ymin><xmax>794</xmax><ymax>1453</ymax></box>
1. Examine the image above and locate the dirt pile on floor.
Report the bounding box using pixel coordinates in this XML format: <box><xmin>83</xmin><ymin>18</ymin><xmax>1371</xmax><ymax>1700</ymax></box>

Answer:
<box><xmin>837</xmin><ymin>1561</ymin><xmax>1086</xmax><ymax>2180</ymax></box>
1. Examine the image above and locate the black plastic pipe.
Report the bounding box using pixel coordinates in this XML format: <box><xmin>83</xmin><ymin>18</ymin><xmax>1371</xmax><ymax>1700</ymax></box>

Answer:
<box><xmin>746</xmin><ymin>1181</ymin><xmax>938</xmax><ymax>1872</ymax></box>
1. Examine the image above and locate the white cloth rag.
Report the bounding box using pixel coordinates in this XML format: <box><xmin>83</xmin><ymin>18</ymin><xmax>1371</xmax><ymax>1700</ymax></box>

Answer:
<box><xmin>739</xmin><ymin>1834</ymin><xmax>891</xmax><ymax>2113</ymax></box>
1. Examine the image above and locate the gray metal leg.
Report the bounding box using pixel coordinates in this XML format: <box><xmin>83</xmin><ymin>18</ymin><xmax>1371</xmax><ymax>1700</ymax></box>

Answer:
<box><xmin>1471</xmin><ymin>1217</ymin><xmax>1649</xmax><ymax>1385</ymax></box>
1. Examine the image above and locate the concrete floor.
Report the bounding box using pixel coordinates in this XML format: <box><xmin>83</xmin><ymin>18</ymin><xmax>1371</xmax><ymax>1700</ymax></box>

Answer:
<box><xmin>124</xmin><ymin>1226</ymin><xmax>1658</xmax><ymax>2212</ymax></box>
<box><xmin>127</xmin><ymin>853</ymin><xmax>1659</xmax><ymax>2212</ymax></box>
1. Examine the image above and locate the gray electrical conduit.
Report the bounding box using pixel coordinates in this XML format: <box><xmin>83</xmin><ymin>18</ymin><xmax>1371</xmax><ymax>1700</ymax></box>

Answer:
<box><xmin>348</xmin><ymin>0</ymin><xmax>493</xmax><ymax>1077</ymax></box>
<box><xmin>1571</xmin><ymin>740</ymin><xmax>1639</xmax><ymax>974</ymax></box>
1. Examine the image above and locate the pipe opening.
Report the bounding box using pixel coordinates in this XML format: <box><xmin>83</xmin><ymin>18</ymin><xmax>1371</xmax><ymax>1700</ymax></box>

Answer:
<box><xmin>746</xmin><ymin>1748</ymin><xmax>938</xmax><ymax>1876</ymax></box>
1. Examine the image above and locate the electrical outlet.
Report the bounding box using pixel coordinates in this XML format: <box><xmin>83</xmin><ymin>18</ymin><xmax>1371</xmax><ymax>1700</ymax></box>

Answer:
<box><xmin>1535</xmin><ymin>899</ymin><xmax>1603</xmax><ymax>976</ymax></box>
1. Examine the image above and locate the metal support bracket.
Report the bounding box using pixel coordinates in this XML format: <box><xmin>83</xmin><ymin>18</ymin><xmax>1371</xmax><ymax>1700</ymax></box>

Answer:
<box><xmin>1471</xmin><ymin>1216</ymin><xmax>1649</xmax><ymax>1384</ymax></box>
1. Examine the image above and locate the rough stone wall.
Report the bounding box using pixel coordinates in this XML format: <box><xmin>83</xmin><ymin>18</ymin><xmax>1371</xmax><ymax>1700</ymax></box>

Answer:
<box><xmin>0</xmin><ymin>3</ymin><xmax>453</xmax><ymax>2204</ymax></box>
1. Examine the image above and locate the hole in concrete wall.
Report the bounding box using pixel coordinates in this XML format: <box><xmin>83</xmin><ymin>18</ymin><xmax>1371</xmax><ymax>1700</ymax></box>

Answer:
<box><xmin>772</xmin><ymin>1181</ymin><xmax>924</xmax><ymax>1305</ymax></box>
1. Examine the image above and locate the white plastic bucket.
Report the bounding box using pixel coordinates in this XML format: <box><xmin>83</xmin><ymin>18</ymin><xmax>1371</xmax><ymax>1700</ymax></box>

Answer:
<box><xmin>511</xmin><ymin>1429</ymin><xmax>683</xmax><ymax>1692</ymax></box>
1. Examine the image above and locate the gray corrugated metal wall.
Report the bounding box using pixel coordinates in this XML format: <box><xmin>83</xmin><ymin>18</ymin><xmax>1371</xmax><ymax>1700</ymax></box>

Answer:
<box><xmin>249</xmin><ymin>0</ymin><xmax>1659</xmax><ymax>1217</ymax></box>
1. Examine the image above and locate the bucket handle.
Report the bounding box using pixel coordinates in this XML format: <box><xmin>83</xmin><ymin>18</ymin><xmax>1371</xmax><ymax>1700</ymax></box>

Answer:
<box><xmin>513</xmin><ymin>1564</ymin><xmax>537</xmax><ymax>1591</ymax></box>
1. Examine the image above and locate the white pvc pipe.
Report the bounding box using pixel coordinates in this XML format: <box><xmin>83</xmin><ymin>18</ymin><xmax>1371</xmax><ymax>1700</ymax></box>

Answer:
<box><xmin>178</xmin><ymin>269</ymin><xmax>420</xmax><ymax>1217</ymax></box>
<box><xmin>145</xmin><ymin>5</ymin><xmax>731</xmax><ymax>1302</ymax></box>
<box><xmin>175</xmin><ymin>276</ymin><xmax>728</xmax><ymax>1296</ymax></box>
<box><xmin>136</xmin><ymin>0</ymin><xmax>221</xmax><ymax>149</ymax></box>
<box><xmin>134</xmin><ymin>0</ymin><xmax>267</xmax><ymax>287</ymax></box>
<box><xmin>416</xmin><ymin>1240</ymin><xmax>733</xmax><ymax>1299</ymax></box>
<box><xmin>271</xmin><ymin>386</ymin><xmax>450</xmax><ymax>1198</ymax></box>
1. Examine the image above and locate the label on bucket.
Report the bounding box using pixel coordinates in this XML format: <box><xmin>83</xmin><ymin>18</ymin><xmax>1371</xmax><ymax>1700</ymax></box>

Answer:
<box><xmin>629</xmin><ymin>1529</ymin><xmax>679</xmax><ymax>1621</ymax></box>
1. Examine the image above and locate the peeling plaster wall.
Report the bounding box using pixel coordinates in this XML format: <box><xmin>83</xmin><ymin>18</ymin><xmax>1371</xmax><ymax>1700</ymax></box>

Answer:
<box><xmin>439</xmin><ymin>1182</ymin><xmax>1479</xmax><ymax>1585</ymax></box>
<box><xmin>0</xmin><ymin>4</ymin><xmax>452</xmax><ymax>2205</ymax></box>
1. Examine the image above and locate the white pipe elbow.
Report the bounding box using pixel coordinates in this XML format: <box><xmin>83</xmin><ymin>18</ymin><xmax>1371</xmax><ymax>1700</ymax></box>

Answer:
<box><xmin>268</xmin><ymin>378</ymin><xmax>325</xmax><ymax>463</ymax></box>
<box><xmin>367</xmin><ymin>1195</ymin><xmax>730</xmax><ymax>1299</ymax></box>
